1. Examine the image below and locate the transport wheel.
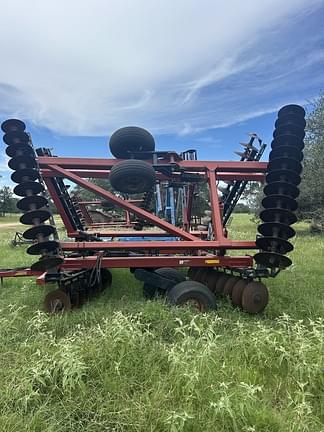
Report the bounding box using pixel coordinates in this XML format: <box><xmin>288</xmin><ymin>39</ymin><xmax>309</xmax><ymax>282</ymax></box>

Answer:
<box><xmin>206</xmin><ymin>270</ymin><xmax>220</xmax><ymax>292</ymax></box>
<box><xmin>109</xmin><ymin>126</ymin><xmax>155</xmax><ymax>159</ymax></box>
<box><xmin>223</xmin><ymin>276</ymin><xmax>241</xmax><ymax>298</ymax></box>
<box><xmin>241</xmin><ymin>281</ymin><xmax>269</xmax><ymax>314</ymax></box>
<box><xmin>231</xmin><ymin>279</ymin><xmax>248</xmax><ymax>308</ymax></box>
<box><xmin>44</xmin><ymin>289</ymin><xmax>71</xmax><ymax>314</ymax></box>
<box><xmin>109</xmin><ymin>160</ymin><xmax>156</xmax><ymax>194</ymax></box>
<box><xmin>214</xmin><ymin>273</ymin><xmax>229</xmax><ymax>295</ymax></box>
<box><xmin>155</xmin><ymin>267</ymin><xmax>186</xmax><ymax>283</ymax></box>
<box><xmin>167</xmin><ymin>281</ymin><xmax>217</xmax><ymax>312</ymax></box>
<box><xmin>143</xmin><ymin>267</ymin><xmax>186</xmax><ymax>299</ymax></box>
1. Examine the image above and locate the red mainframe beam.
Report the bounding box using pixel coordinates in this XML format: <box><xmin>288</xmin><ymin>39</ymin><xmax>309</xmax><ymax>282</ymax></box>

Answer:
<box><xmin>41</xmin><ymin>169</ymin><xmax>265</xmax><ymax>182</ymax></box>
<box><xmin>207</xmin><ymin>169</ymin><xmax>225</xmax><ymax>241</ymax></box>
<box><xmin>44</xmin><ymin>178</ymin><xmax>76</xmax><ymax>233</ymax></box>
<box><xmin>60</xmin><ymin>239</ymin><xmax>256</xmax><ymax>250</ymax></box>
<box><xmin>47</xmin><ymin>164</ymin><xmax>198</xmax><ymax>241</ymax></box>
<box><xmin>61</xmin><ymin>255</ymin><xmax>253</xmax><ymax>269</ymax></box>
<box><xmin>37</xmin><ymin>156</ymin><xmax>267</xmax><ymax>173</ymax></box>
<box><xmin>68</xmin><ymin>230</ymin><xmax>208</xmax><ymax>238</ymax></box>
<box><xmin>0</xmin><ymin>254</ymin><xmax>253</xmax><ymax>283</ymax></box>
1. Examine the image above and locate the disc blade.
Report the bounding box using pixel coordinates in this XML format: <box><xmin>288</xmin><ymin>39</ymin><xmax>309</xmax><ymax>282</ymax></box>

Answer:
<box><xmin>8</xmin><ymin>156</ymin><xmax>37</xmax><ymax>171</ymax></box>
<box><xmin>256</xmin><ymin>236</ymin><xmax>293</xmax><ymax>254</ymax></box>
<box><xmin>258</xmin><ymin>222</ymin><xmax>295</xmax><ymax>239</ymax></box>
<box><xmin>214</xmin><ymin>274</ymin><xmax>229</xmax><ymax>294</ymax></box>
<box><xmin>269</xmin><ymin>146</ymin><xmax>303</xmax><ymax>162</ymax></box>
<box><xmin>11</xmin><ymin>168</ymin><xmax>40</xmax><ymax>184</ymax></box>
<box><xmin>1</xmin><ymin>119</ymin><xmax>26</xmax><ymax>133</ymax></box>
<box><xmin>259</xmin><ymin>208</ymin><xmax>297</xmax><ymax>225</ymax></box>
<box><xmin>268</xmin><ymin>157</ymin><xmax>302</xmax><ymax>175</ymax></box>
<box><xmin>241</xmin><ymin>281</ymin><xmax>269</xmax><ymax>314</ymax></box>
<box><xmin>266</xmin><ymin>169</ymin><xmax>301</xmax><ymax>186</ymax></box>
<box><xmin>6</xmin><ymin>144</ymin><xmax>34</xmax><ymax>158</ymax></box>
<box><xmin>23</xmin><ymin>224</ymin><xmax>56</xmax><ymax>240</ymax></box>
<box><xmin>223</xmin><ymin>276</ymin><xmax>241</xmax><ymax>298</ymax></box>
<box><xmin>20</xmin><ymin>209</ymin><xmax>52</xmax><ymax>225</ymax></box>
<box><xmin>14</xmin><ymin>181</ymin><xmax>44</xmax><ymax>197</ymax></box>
<box><xmin>264</xmin><ymin>182</ymin><xmax>299</xmax><ymax>199</ymax></box>
<box><xmin>31</xmin><ymin>256</ymin><xmax>64</xmax><ymax>272</ymax></box>
<box><xmin>275</xmin><ymin>114</ymin><xmax>306</xmax><ymax>129</ymax></box>
<box><xmin>17</xmin><ymin>195</ymin><xmax>48</xmax><ymax>211</ymax></box>
<box><xmin>254</xmin><ymin>251</ymin><xmax>292</xmax><ymax>269</ymax></box>
<box><xmin>43</xmin><ymin>289</ymin><xmax>71</xmax><ymax>314</ymax></box>
<box><xmin>231</xmin><ymin>279</ymin><xmax>248</xmax><ymax>307</ymax></box>
<box><xmin>271</xmin><ymin>135</ymin><xmax>304</xmax><ymax>150</ymax></box>
<box><xmin>262</xmin><ymin>194</ymin><xmax>298</xmax><ymax>211</ymax></box>
<box><xmin>3</xmin><ymin>131</ymin><xmax>30</xmax><ymax>146</ymax></box>
<box><xmin>278</xmin><ymin>104</ymin><xmax>305</xmax><ymax>118</ymax></box>
<box><xmin>27</xmin><ymin>240</ymin><xmax>60</xmax><ymax>256</ymax></box>
<box><xmin>273</xmin><ymin>124</ymin><xmax>305</xmax><ymax>140</ymax></box>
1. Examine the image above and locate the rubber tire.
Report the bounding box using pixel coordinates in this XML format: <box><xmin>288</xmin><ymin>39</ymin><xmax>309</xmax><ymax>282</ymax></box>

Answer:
<box><xmin>109</xmin><ymin>126</ymin><xmax>155</xmax><ymax>159</ymax></box>
<box><xmin>109</xmin><ymin>160</ymin><xmax>156</xmax><ymax>194</ymax></box>
<box><xmin>155</xmin><ymin>267</ymin><xmax>186</xmax><ymax>284</ymax></box>
<box><xmin>143</xmin><ymin>268</ymin><xmax>186</xmax><ymax>299</ymax></box>
<box><xmin>167</xmin><ymin>281</ymin><xmax>217</xmax><ymax>312</ymax></box>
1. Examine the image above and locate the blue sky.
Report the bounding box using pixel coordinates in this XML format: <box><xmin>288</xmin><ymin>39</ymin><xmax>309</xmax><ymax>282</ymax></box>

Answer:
<box><xmin>0</xmin><ymin>0</ymin><xmax>324</xmax><ymax>186</ymax></box>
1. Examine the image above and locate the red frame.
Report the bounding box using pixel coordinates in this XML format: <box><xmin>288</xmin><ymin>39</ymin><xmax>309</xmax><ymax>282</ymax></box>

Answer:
<box><xmin>35</xmin><ymin>153</ymin><xmax>266</xmax><ymax>270</ymax></box>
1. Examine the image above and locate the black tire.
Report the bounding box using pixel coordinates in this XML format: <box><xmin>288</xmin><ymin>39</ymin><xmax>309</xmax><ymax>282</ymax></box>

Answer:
<box><xmin>109</xmin><ymin>126</ymin><xmax>155</xmax><ymax>159</ymax></box>
<box><xmin>155</xmin><ymin>267</ymin><xmax>186</xmax><ymax>283</ymax></box>
<box><xmin>167</xmin><ymin>281</ymin><xmax>217</xmax><ymax>312</ymax></box>
<box><xmin>143</xmin><ymin>268</ymin><xmax>185</xmax><ymax>299</ymax></box>
<box><xmin>109</xmin><ymin>160</ymin><xmax>156</xmax><ymax>194</ymax></box>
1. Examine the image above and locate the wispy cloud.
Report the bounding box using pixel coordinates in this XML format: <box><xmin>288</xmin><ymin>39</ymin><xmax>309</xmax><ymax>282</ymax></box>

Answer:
<box><xmin>0</xmin><ymin>0</ymin><xmax>323</xmax><ymax>136</ymax></box>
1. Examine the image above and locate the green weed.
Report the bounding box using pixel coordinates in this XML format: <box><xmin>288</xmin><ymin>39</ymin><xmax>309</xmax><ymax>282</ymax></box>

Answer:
<box><xmin>0</xmin><ymin>215</ymin><xmax>323</xmax><ymax>431</ymax></box>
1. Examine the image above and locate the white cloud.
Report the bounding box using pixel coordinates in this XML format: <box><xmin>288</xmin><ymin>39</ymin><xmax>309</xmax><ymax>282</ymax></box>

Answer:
<box><xmin>0</xmin><ymin>0</ymin><xmax>323</xmax><ymax>136</ymax></box>
<box><xmin>0</xmin><ymin>151</ymin><xmax>9</xmax><ymax>173</ymax></box>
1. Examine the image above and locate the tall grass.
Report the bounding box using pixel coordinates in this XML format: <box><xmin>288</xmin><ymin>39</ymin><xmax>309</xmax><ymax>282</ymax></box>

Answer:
<box><xmin>0</xmin><ymin>214</ymin><xmax>323</xmax><ymax>431</ymax></box>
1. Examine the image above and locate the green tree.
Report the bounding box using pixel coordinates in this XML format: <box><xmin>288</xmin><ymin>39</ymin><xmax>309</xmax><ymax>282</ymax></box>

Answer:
<box><xmin>0</xmin><ymin>186</ymin><xmax>15</xmax><ymax>216</ymax></box>
<box><xmin>71</xmin><ymin>178</ymin><xmax>113</xmax><ymax>201</ymax></box>
<box><xmin>298</xmin><ymin>93</ymin><xmax>324</xmax><ymax>231</ymax></box>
